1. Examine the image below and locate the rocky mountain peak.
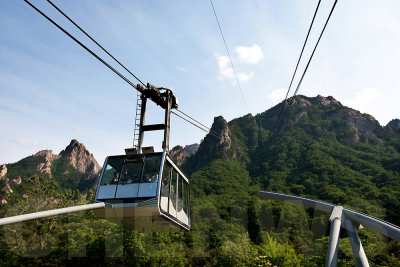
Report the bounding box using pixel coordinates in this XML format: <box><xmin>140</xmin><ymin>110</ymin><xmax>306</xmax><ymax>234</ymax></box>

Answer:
<box><xmin>385</xmin><ymin>119</ymin><xmax>400</xmax><ymax>135</ymax></box>
<box><xmin>276</xmin><ymin>95</ymin><xmax>383</xmax><ymax>144</ymax></box>
<box><xmin>387</xmin><ymin>119</ymin><xmax>400</xmax><ymax>129</ymax></box>
<box><xmin>314</xmin><ymin>95</ymin><xmax>342</xmax><ymax>106</ymax></box>
<box><xmin>184</xmin><ymin>144</ymin><xmax>199</xmax><ymax>157</ymax></box>
<box><xmin>59</xmin><ymin>140</ymin><xmax>100</xmax><ymax>175</ymax></box>
<box><xmin>211</xmin><ymin>116</ymin><xmax>231</xmax><ymax>152</ymax></box>
<box><xmin>169</xmin><ymin>144</ymin><xmax>199</xmax><ymax>167</ymax></box>
<box><xmin>288</xmin><ymin>95</ymin><xmax>342</xmax><ymax>108</ymax></box>
<box><xmin>170</xmin><ymin>146</ymin><xmax>186</xmax><ymax>166</ymax></box>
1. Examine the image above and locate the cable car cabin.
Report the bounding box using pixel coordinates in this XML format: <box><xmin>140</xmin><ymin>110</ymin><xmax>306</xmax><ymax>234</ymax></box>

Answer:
<box><xmin>93</xmin><ymin>150</ymin><xmax>190</xmax><ymax>232</ymax></box>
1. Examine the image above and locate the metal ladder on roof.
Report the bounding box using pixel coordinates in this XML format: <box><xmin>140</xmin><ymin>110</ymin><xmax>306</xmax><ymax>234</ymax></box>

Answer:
<box><xmin>133</xmin><ymin>91</ymin><xmax>142</xmax><ymax>148</ymax></box>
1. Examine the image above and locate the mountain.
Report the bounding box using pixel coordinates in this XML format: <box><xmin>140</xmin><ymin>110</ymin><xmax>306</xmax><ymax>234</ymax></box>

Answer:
<box><xmin>0</xmin><ymin>139</ymin><xmax>100</xmax><ymax>203</ymax></box>
<box><xmin>179</xmin><ymin>94</ymin><xmax>400</xmax><ymax>265</ymax></box>
<box><xmin>185</xmin><ymin>95</ymin><xmax>400</xmax><ymax>224</ymax></box>
<box><xmin>169</xmin><ymin>143</ymin><xmax>200</xmax><ymax>166</ymax></box>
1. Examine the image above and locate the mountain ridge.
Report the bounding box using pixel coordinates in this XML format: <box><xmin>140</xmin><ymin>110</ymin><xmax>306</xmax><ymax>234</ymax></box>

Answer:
<box><xmin>1</xmin><ymin>139</ymin><xmax>100</xmax><ymax>203</ymax></box>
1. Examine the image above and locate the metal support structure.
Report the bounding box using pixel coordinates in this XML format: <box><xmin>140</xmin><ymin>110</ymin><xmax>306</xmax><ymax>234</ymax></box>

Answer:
<box><xmin>0</xmin><ymin>202</ymin><xmax>105</xmax><ymax>226</ymax></box>
<box><xmin>343</xmin><ymin>218</ymin><xmax>369</xmax><ymax>267</ymax></box>
<box><xmin>163</xmin><ymin>90</ymin><xmax>172</xmax><ymax>151</ymax></box>
<box><xmin>258</xmin><ymin>191</ymin><xmax>400</xmax><ymax>265</ymax></box>
<box><xmin>326</xmin><ymin>206</ymin><xmax>343</xmax><ymax>267</ymax></box>
<box><xmin>136</xmin><ymin>86</ymin><xmax>174</xmax><ymax>153</ymax></box>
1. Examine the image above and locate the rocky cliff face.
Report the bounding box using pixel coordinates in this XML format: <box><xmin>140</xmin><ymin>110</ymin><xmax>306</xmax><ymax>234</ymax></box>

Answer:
<box><xmin>212</xmin><ymin>116</ymin><xmax>232</xmax><ymax>152</ymax></box>
<box><xmin>59</xmin><ymin>140</ymin><xmax>100</xmax><ymax>175</ymax></box>
<box><xmin>35</xmin><ymin>150</ymin><xmax>60</xmax><ymax>179</ymax></box>
<box><xmin>184</xmin><ymin>116</ymin><xmax>233</xmax><ymax>171</ymax></box>
<box><xmin>0</xmin><ymin>164</ymin><xmax>6</xmax><ymax>179</ymax></box>
<box><xmin>386</xmin><ymin>119</ymin><xmax>400</xmax><ymax>135</ymax></box>
<box><xmin>184</xmin><ymin>144</ymin><xmax>199</xmax><ymax>157</ymax></box>
<box><xmin>388</xmin><ymin>119</ymin><xmax>400</xmax><ymax>129</ymax></box>
<box><xmin>0</xmin><ymin>164</ymin><xmax>10</xmax><ymax>204</ymax></box>
<box><xmin>170</xmin><ymin>145</ymin><xmax>186</xmax><ymax>166</ymax></box>
<box><xmin>169</xmin><ymin>144</ymin><xmax>199</xmax><ymax>167</ymax></box>
<box><xmin>260</xmin><ymin>95</ymin><xmax>389</xmax><ymax>145</ymax></box>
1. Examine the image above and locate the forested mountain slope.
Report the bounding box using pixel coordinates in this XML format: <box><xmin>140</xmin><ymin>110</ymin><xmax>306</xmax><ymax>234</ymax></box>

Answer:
<box><xmin>0</xmin><ymin>140</ymin><xmax>100</xmax><ymax>204</ymax></box>
<box><xmin>185</xmin><ymin>95</ymin><xmax>400</xmax><ymax>225</ymax></box>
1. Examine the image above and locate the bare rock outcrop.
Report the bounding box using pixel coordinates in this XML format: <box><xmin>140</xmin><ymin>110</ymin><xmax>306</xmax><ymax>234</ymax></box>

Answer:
<box><xmin>1</xmin><ymin>165</ymin><xmax>10</xmax><ymax>204</ymax></box>
<box><xmin>170</xmin><ymin>146</ymin><xmax>186</xmax><ymax>166</ymax></box>
<box><xmin>0</xmin><ymin>164</ymin><xmax>7</xmax><ymax>180</ymax></box>
<box><xmin>386</xmin><ymin>119</ymin><xmax>400</xmax><ymax>135</ymax></box>
<box><xmin>212</xmin><ymin>116</ymin><xmax>231</xmax><ymax>152</ymax></box>
<box><xmin>288</xmin><ymin>95</ymin><xmax>382</xmax><ymax>144</ymax></box>
<box><xmin>59</xmin><ymin>140</ymin><xmax>100</xmax><ymax>175</ymax></box>
<box><xmin>184</xmin><ymin>144</ymin><xmax>199</xmax><ymax>157</ymax></box>
<box><xmin>35</xmin><ymin>150</ymin><xmax>60</xmax><ymax>178</ymax></box>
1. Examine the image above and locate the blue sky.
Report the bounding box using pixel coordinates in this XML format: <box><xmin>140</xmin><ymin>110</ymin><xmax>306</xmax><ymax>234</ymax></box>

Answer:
<box><xmin>1</xmin><ymin>0</ymin><xmax>399</xmax><ymax>165</ymax></box>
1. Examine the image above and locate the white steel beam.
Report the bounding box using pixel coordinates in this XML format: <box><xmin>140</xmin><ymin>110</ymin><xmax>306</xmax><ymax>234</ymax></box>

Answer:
<box><xmin>0</xmin><ymin>202</ymin><xmax>105</xmax><ymax>226</ymax></box>
<box><xmin>325</xmin><ymin>206</ymin><xmax>343</xmax><ymax>267</ymax></box>
<box><xmin>343</xmin><ymin>218</ymin><xmax>370</xmax><ymax>267</ymax></box>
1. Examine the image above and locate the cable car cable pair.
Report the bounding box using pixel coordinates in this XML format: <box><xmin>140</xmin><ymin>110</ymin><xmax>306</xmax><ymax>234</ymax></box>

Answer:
<box><xmin>24</xmin><ymin>0</ymin><xmax>212</xmax><ymax>137</ymax></box>
<box><xmin>275</xmin><ymin>0</ymin><xmax>322</xmax><ymax>131</ymax></box>
<box><xmin>275</xmin><ymin>0</ymin><xmax>339</xmax><ymax>133</ymax></box>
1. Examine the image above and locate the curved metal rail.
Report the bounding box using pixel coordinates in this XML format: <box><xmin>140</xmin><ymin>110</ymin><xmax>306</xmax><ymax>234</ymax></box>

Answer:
<box><xmin>258</xmin><ymin>191</ymin><xmax>400</xmax><ymax>267</ymax></box>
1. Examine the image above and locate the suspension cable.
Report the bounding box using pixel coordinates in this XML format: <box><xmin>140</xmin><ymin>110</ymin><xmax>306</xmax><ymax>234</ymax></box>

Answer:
<box><xmin>209</xmin><ymin>0</ymin><xmax>248</xmax><ymax>112</ymax></box>
<box><xmin>275</xmin><ymin>0</ymin><xmax>322</xmax><ymax>129</ymax></box>
<box><xmin>176</xmin><ymin>109</ymin><xmax>211</xmax><ymax>131</ymax></box>
<box><xmin>292</xmin><ymin>0</ymin><xmax>338</xmax><ymax>98</ymax></box>
<box><xmin>23</xmin><ymin>0</ymin><xmax>138</xmax><ymax>91</ymax></box>
<box><xmin>46</xmin><ymin>0</ymin><xmax>146</xmax><ymax>87</ymax></box>
<box><xmin>276</xmin><ymin>0</ymin><xmax>338</xmax><ymax>132</ymax></box>
<box><xmin>172</xmin><ymin>111</ymin><xmax>221</xmax><ymax>139</ymax></box>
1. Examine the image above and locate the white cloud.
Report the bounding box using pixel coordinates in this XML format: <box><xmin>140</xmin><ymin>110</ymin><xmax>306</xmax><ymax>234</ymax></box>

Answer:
<box><xmin>342</xmin><ymin>87</ymin><xmax>380</xmax><ymax>111</ymax></box>
<box><xmin>214</xmin><ymin>44</ymin><xmax>263</xmax><ymax>84</ymax></box>
<box><xmin>14</xmin><ymin>138</ymin><xmax>39</xmax><ymax>146</ymax></box>
<box><xmin>216</xmin><ymin>55</ymin><xmax>234</xmax><ymax>79</ymax></box>
<box><xmin>236</xmin><ymin>72</ymin><xmax>254</xmax><ymax>82</ymax></box>
<box><xmin>177</xmin><ymin>67</ymin><xmax>188</xmax><ymax>72</ymax></box>
<box><xmin>268</xmin><ymin>88</ymin><xmax>287</xmax><ymax>103</ymax></box>
<box><xmin>215</xmin><ymin>54</ymin><xmax>254</xmax><ymax>83</ymax></box>
<box><xmin>235</xmin><ymin>44</ymin><xmax>264</xmax><ymax>64</ymax></box>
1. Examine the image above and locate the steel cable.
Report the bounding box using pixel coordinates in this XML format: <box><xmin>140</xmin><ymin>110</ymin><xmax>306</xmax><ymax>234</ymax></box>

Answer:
<box><xmin>23</xmin><ymin>0</ymin><xmax>139</xmax><ymax>91</ymax></box>
<box><xmin>275</xmin><ymin>0</ymin><xmax>322</xmax><ymax>130</ymax></box>
<box><xmin>276</xmin><ymin>0</ymin><xmax>338</xmax><ymax>133</ymax></box>
<box><xmin>209</xmin><ymin>0</ymin><xmax>248</xmax><ymax>112</ymax></box>
<box><xmin>46</xmin><ymin>0</ymin><xmax>146</xmax><ymax>87</ymax></box>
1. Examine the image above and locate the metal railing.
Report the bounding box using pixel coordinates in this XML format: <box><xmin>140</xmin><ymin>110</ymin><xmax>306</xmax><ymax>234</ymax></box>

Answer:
<box><xmin>0</xmin><ymin>202</ymin><xmax>105</xmax><ymax>226</ymax></box>
<box><xmin>258</xmin><ymin>191</ymin><xmax>400</xmax><ymax>267</ymax></box>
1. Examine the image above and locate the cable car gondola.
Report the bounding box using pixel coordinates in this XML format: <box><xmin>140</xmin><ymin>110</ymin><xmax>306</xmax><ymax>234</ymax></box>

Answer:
<box><xmin>93</xmin><ymin>85</ymin><xmax>191</xmax><ymax>231</ymax></box>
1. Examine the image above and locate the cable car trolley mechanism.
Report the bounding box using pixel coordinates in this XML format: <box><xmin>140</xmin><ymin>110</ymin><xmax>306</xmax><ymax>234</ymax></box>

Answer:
<box><xmin>93</xmin><ymin>84</ymin><xmax>190</xmax><ymax>231</ymax></box>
